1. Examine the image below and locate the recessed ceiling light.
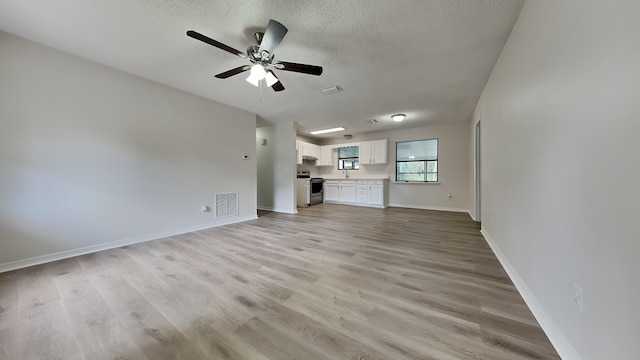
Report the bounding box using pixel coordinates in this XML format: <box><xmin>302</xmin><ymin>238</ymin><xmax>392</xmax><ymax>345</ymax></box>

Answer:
<box><xmin>310</xmin><ymin>127</ymin><xmax>346</xmax><ymax>135</ymax></box>
<box><xmin>392</xmin><ymin>114</ymin><xmax>406</xmax><ymax>122</ymax></box>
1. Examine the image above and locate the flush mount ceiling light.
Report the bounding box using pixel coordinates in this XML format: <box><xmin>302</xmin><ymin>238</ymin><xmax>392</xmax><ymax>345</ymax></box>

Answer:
<box><xmin>309</xmin><ymin>127</ymin><xmax>346</xmax><ymax>135</ymax></box>
<box><xmin>392</xmin><ymin>114</ymin><xmax>406</xmax><ymax>122</ymax></box>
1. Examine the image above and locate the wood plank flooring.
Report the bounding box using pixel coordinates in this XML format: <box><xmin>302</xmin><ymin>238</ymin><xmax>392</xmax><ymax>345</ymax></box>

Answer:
<box><xmin>0</xmin><ymin>204</ymin><xmax>560</xmax><ymax>359</ymax></box>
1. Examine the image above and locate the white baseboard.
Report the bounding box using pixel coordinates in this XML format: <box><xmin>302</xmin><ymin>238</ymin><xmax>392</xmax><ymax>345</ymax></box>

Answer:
<box><xmin>480</xmin><ymin>229</ymin><xmax>582</xmax><ymax>360</ymax></box>
<box><xmin>0</xmin><ymin>215</ymin><xmax>258</xmax><ymax>274</ymax></box>
<box><xmin>257</xmin><ymin>205</ymin><xmax>297</xmax><ymax>214</ymax></box>
<box><xmin>388</xmin><ymin>203</ymin><xmax>469</xmax><ymax>213</ymax></box>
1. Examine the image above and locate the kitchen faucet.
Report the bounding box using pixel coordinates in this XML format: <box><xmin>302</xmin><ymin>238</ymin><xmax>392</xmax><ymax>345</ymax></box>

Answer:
<box><xmin>343</xmin><ymin>169</ymin><xmax>349</xmax><ymax>178</ymax></box>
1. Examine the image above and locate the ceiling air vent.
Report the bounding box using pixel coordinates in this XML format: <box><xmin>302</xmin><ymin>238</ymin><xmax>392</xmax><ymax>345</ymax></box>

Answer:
<box><xmin>320</xmin><ymin>85</ymin><xmax>343</xmax><ymax>95</ymax></box>
<box><xmin>369</xmin><ymin>119</ymin><xmax>379</xmax><ymax>124</ymax></box>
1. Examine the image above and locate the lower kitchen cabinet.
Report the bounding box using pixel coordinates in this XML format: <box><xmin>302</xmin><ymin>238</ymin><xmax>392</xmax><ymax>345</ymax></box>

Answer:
<box><xmin>324</xmin><ymin>181</ymin><xmax>341</xmax><ymax>202</ymax></box>
<box><xmin>324</xmin><ymin>179</ymin><xmax>388</xmax><ymax>208</ymax></box>
<box><xmin>324</xmin><ymin>180</ymin><xmax>357</xmax><ymax>203</ymax></box>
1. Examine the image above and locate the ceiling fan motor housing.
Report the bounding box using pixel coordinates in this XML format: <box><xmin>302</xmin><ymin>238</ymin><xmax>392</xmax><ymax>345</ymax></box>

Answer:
<box><xmin>246</xmin><ymin>45</ymin><xmax>273</xmax><ymax>65</ymax></box>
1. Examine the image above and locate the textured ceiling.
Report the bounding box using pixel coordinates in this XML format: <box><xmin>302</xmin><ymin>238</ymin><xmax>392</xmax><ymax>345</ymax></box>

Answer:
<box><xmin>0</xmin><ymin>0</ymin><xmax>524</xmax><ymax>139</ymax></box>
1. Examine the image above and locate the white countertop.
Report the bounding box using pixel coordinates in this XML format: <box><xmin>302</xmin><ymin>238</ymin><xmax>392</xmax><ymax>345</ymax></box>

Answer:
<box><xmin>322</xmin><ymin>176</ymin><xmax>389</xmax><ymax>180</ymax></box>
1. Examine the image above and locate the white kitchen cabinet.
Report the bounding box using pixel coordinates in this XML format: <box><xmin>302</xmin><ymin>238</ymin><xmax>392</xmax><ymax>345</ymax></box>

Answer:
<box><xmin>317</xmin><ymin>145</ymin><xmax>334</xmax><ymax>166</ymax></box>
<box><xmin>296</xmin><ymin>140</ymin><xmax>303</xmax><ymax>165</ymax></box>
<box><xmin>324</xmin><ymin>181</ymin><xmax>340</xmax><ymax>202</ymax></box>
<box><xmin>324</xmin><ymin>179</ymin><xmax>388</xmax><ymax>208</ymax></box>
<box><xmin>356</xmin><ymin>180</ymin><xmax>369</xmax><ymax>204</ymax></box>
<box><xmin>297</xmin><ymin>140</ymin><xmax>320</xmax><ymax>163</ymax></box>
<box><xmin>371</xmin><ymin>139</ymin><xmax>388</xmax><ymax>164</ymax></box>
<box><xmin>359</xmin><ymin>139</ymin><xmax>388</xmax><ymax>165</ymax></box>
<box><xmin>368</xmin><ymin>180</ymin><xmax>384</xmax><ymax>206</ymax></box>
<box><xmin>340</xmin><ymin>181</ymin><xmax>357</xmax><ymax>203</ymax></box>
<box><xmin>307</xmin><ymin>143</ymin><xmax>320</xmax><ymax>159</ymax></box>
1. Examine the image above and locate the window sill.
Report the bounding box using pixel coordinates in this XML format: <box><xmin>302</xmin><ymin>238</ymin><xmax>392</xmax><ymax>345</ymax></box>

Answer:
<box><xmin>392</xmin><ymin>181</ymin><xmax>441</xmax><ymax>185</ymax></box>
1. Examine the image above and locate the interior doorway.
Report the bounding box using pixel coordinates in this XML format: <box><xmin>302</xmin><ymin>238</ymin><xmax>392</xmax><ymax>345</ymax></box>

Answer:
<box><xmin>475</xmin><ymin>119</ymin><xmax>481</xmax><ymax>222</ymax></box>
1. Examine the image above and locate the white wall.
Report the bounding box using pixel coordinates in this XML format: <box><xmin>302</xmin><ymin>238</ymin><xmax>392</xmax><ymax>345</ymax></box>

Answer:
<box><xmin>317</xmin><ymin>122</ymin><xmax>470</xmax><ymax>212</ymax></box>
<box><xmin>0</xmin><ymin>32</ymin><xmax>257</xmax><ymax>269</ymax></box>
<box><xmin>471</xmin><ymin>1</ymin><xmax>640</xmax><ymax>359</ymax></box>
<box><xmin>256</xmin><ymin>121</ymin><xmax>296</xmax><ymax>213</ymax></box>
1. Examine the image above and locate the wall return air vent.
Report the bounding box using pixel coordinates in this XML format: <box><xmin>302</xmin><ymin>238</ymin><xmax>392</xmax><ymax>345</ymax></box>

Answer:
<box><xmin>215</xmin><ymin>192</ymin><xmax>239</xmax><ymax>218</ymax></box>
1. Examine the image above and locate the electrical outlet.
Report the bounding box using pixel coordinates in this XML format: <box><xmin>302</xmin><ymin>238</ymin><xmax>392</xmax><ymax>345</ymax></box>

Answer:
<box><xmin>201</xmin><ymin>205</ymin><xmax>210</xmax><ymax>212</ymax></box>
<box><xmin>573</xmin><ymin>283</ymin><xmax>584</xmax><ymax>312</ymax></box>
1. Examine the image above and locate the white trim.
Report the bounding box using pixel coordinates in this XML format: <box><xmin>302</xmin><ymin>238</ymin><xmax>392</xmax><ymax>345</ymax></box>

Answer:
<box><xmin>323</xmin><ymin>201</ymin><xmax>387</xmax><ymax>209</ymax></box>
<box><xmin>257</xmin><ymin>205</ymin><xmax>297</xmax><ymax>214</ymax></box>
<box><xmin>391</xmin><ymin>181</ymin><xmax>440</xmax><ymax>185</ymax></box>
<box><xmin>388</xmin><ymin>203</ymin><xmax>469</xmax><ymax>213</ymax></box>
<box><xmin>480</xmin><ymin>229</ymin><xmax>583</xmax><ymax>360</ymax></box>
<box><xmin>0</xmin><ymin>215</ymin><xmax>257</xmax><ymax>274</ymax></box>
<box><xmin>468</xmin><ymin>211</ymin><xmax>479</xmax><ymax>222</ymax></box>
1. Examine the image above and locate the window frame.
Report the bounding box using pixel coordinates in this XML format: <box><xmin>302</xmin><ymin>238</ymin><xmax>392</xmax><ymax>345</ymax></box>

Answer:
<box><xmin>395</xmin><ymin>138</ymin><xmax>439</xmax><ymax>182</ymax></box>
<box><xmin>337</xmin><ymin>146</ymin><xmax>360</xmax><ymax>170</ymax></box>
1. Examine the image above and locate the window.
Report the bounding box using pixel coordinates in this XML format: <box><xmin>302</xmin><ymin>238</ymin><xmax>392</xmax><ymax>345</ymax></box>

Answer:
<box><xmin>396</xmin><ymin>139</ymin><xmax>438</xmax><ymax>182</ymax></box>
<box><xmin>338</xmin><ymin>146</ymin><xmax>359</xmax><ymax>170</ymax></box>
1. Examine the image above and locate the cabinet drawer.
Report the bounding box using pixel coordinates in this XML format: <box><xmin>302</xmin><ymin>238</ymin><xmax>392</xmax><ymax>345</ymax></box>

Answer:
<box><xmin>368</xmin><ymin>180</ymin><xmax>383</xmax><ymax>185</ymax></box>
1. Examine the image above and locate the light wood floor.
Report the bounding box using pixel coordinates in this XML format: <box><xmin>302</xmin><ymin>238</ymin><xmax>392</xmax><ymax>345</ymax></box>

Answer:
<box><xmin>0</xmin><ymin>204</ymin><xmax>560</xmax><ymax>360</ymax></box>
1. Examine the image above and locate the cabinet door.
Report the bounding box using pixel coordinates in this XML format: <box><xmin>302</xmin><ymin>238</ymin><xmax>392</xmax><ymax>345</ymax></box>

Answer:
<box><xmin>371</xmin><ymin>139</ymin><xmax>388</xmax><ymax>164</ymax></box>
<box><xmin>324</xmin><ymin>182</ymin><xmax>340</xmax><ymax>202</ymax></box>
<box><xmin>359</xmin><ymin>141</ymin><xmax>372</xmax><ymax>164</ymax></box>
<box><xmin>340</xmin><ymin>182</ymin><xmax>357</xmax><ymax>203</ymax></box>
<box><xmin>319</xmin><ymin>145</ymin><xmax>333</xmax><ymax>166</ymax></box>
<box><xmin>311</xmin><ymin>143</ymin><xmax>320</xmax><ymax>159</ymax></box>
<box><xmin>296</xmin><ymin>141</ymin><xmax>303</xmax><ymax>164</ymax></box>
<box><xmin>368</xmin><ymin>184</ymin><xmax>384</xmax><ymax>206</ymax></box>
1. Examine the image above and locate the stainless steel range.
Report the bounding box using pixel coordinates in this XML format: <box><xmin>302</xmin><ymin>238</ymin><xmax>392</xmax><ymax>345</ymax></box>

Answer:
<box><xmin>296</xmin><ymin>170</ymin><xmax>324</xmax><ymax>206</ymax></box>
<box><xmin>309</xmin><ymin>177</ymin><xmax>324</xmax><ymax>205</ymax></box>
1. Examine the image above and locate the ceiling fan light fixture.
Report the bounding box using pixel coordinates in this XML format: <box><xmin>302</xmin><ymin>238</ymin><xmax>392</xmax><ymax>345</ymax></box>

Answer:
<box><xmin>245</xmin><ymin>73</ymin><xmax>261</xmax><ymax>87</ymax></box>
<box><xmin>264</xmin><ymin>71</ymin><xmax>278</xmax><ymax>87</ymax></box>
<box><xmin>246</xmin><ymin>64</ymin><xmax>266</xmax><ymax>86</ymax></box>
<box><xmin>250</xmin><ymin>64</ymin><xmax>266</xmax><ymax>79</ymax></box>
<box><xmin>309</xmin><ymin>127</ymin><xmax>346</xmax><ymax>135</ymax></box>
<box><xmin>392</xmin><ymin>113</ymin><xmax>406</xmax><ymax>122</ymax></box>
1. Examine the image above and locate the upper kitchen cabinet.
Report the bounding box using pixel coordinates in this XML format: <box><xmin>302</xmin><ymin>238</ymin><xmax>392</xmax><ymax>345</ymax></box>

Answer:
<box><xmin>360</xmin><ymin>139</ymin><xmax>388</xmax><ymax>165</ymax></box>
<box><xmin>296</xmin><ymin>140</ymin><xmax>320</xmax><ymax>165</ymax></box>
<box><xmin>317</xmin><ymin>145</ymin><xmax>335</xmax><ymax>166</ymax></box>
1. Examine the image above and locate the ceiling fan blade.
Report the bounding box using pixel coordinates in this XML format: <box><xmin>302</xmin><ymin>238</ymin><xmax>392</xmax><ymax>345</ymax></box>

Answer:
<box><xmin>274</xmin><ymin>61</ymin><xmax>323</xmax><ymax>76</ymax></box>
<box><xmin>187</xmin><ymin>30</ymin><xmax>247</xmax><ymax>58</ymax></box>
<box><xmin>272</xmin><ymin>81</ymin><xmax>285</xmax><ymax>92</ymax></box>
<box><xmin>215</xmin><ymin>65</ymin><xmax>251</xmax><ymax>79</ymax></box>
<box><xmin>267</xmin><ymin>71</ymin><xmax>285</xmax><ymax>92</ymax></box>
<box><xmin>258</xmin><ymin>20</ymin><xmax>288</xmax><ymax>55</ymax></box>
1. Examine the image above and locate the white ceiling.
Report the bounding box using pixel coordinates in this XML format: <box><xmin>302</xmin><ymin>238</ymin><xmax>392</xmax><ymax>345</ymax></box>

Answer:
<box><xmin>0</xmin><ymin>0</ymin><xmax>524</xmax><ymax>139</ymax></box>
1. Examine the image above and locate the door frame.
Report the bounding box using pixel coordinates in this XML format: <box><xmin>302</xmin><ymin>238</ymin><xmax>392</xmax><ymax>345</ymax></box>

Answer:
<box><xmin>474</xmin><ymin>118</ymin><xmax>481</xmax><ymax>222</ymax></box>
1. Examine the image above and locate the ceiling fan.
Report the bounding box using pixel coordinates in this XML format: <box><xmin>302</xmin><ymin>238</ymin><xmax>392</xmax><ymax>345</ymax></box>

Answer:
<box><xmin>187</xmin><ymin>19</ymin><xmax>323</xmax><ymax>92</ymax></box>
